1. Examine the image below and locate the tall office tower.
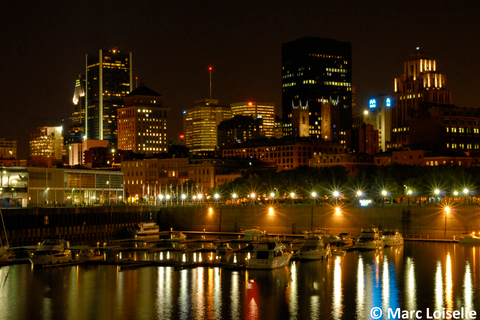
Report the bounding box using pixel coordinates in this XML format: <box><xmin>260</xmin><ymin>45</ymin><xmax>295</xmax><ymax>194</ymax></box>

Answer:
<box><xmin>230</xmin><ymin>101</ymin><xmax>275</xmax><ymax>138</ymax></box>
<box><xmin>29</xmin><ymin>126</ymin><xmax>64</xmax><ymax>159</ymax></box>
<box><xmin>117</xmin><ymin>85</ymin><xmax>169</xmax><ymax>154</ymax></box>
<box><xmin>282</xmin><ymin>37</ymin><xmax>352</xmax><ymax>143</ymax></box>
<box><xmin>85</xmin><ymin>49</ymin><xmax>133</xmax><ymax>148</ymax></box>
<box><xmin>183</xmin><ymin>99</ymin><xmax>231</xmax><ymax>154</ymax></box>
<box><xmin>67</xmin><ymin>74</ymin><xmax>87</xmax><ymax>145</ymax></box>
<box><xmin>392</xmin><ymin>48</ymin><xmax>451</xmax><ymax>147</ymax></box>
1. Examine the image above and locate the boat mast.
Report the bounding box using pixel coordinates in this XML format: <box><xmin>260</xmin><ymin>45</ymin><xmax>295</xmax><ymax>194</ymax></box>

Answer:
<box><xmin>0</xmin><ymin>207</ymin><xmax>9</xmax><ymax>247</ymax></box>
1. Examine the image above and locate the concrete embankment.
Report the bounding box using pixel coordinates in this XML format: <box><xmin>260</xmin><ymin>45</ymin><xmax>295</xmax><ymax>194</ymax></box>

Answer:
<box><xmin>1</xmin><ymin>204</ymin><xmax>480</xmax><ymax>245</ymax></box>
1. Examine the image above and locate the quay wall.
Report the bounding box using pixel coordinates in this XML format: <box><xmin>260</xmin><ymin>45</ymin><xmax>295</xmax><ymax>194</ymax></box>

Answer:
<box><xmin>158</xmin><ymin>204</ymin><xmax>480</xmax><ymax>238</ymax></box>
<box><xmin>2</xmin><ymin>204</ymin><xmax>480</xmax><ymax>245</ymax></box>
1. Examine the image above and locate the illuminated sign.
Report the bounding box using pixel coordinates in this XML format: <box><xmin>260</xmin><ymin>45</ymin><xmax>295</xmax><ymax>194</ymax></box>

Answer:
<box><xmin>369</xmin><ymin>98</ymin><xmax>377</xmax><ymax>108</ymax></box>
<box><xmin>386</xmin><ymin>97</ymin><xmax>391</xmax><ymax>107</ymax></box>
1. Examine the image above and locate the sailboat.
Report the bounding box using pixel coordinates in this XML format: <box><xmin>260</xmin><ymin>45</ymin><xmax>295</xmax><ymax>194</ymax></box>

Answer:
<box><xmin>0</xmin><ymin>208</ymin><xmax>11</xmax><ymax>262</ymax></box>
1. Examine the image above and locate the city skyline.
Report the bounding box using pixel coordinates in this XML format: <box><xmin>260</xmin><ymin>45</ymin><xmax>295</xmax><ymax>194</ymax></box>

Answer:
<box><xmin>2</xmin><ymin>1</ymin><xmax>480</xmax><ymax>158</ymax></box>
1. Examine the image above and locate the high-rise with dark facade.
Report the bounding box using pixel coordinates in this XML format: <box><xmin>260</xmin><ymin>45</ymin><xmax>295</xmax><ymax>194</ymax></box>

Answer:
<box><xmin>85</xmin><ymin>49</ymin><xmax>133</xmax><ymax>148</ymax></box>
<box><xmin>392</xmin><ymin>48</ymin><xmax>451</xmax><ymax>148</ymax></box>
<box><xmin>282</xmin><ymin>37</ymin><xmax>352</xmax><ymax>144</ymax></box>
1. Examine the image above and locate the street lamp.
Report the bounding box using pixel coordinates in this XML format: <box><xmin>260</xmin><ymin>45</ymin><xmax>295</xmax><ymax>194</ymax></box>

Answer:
<box><xmin>250</xmin><ymin>193</ymin><xmax>256</xmax><ymax>205</ymax></box>
<box><xmin>444</xmin><ymin>206</ymin><xmax>450</xmax><ymax>237</ymax></box>
<box><xmin>463</xmin><ymin>188</ymin><xmax>469</xmax><ymax>204</ymax></box>
<box><xmin>290</xmin><ymin>192</ymin><xmax>295</xmax><ymax>205</ymax></box>
<box><xmin>381</xmin><ymin>190</ymin><xmax>388</xmax><ymax>205</ymax></box>
<box><xmin>232</xmin><ymin>193</ymin><xmax>238</xmax><ymax>204</ymax></box>
<box><xmin>181</xmin><ymin>194</ymin><xmax>186</xmax><ymax>205</ymax></box>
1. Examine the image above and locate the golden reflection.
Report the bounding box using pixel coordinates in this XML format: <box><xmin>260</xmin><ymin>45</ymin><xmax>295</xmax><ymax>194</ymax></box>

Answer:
<box><xmin>310</xmin><ymin>296</ymin><xmax>321</xmax><ymax>319</ymax></box>
<box><xmin>289</xmin><ymin>261</ymin><xmax>298</xmax><ymax>318</ymax></box>
<box><xmin>356</xmin><ymin>255</ymin><xmax>365</xmax><ymax>319</ymax></box>
<box><xmin>332</xmin><ymin>256</ymin><xmax>343</xmax><ymax>320</ymax></box>
<box><xmin>464</xmin><ymin>262</ymin><xmax>474</xmax><ymax>315</ymax></box>
<box><xmin>405</xmin><ymin>257</ymin><xmax>416</xmax><ymax>311</ymax></box>
<box><xmin>434</xmin><ymin>261</ymin><xmax>443</xmax><ymax>311</ymax></box>
<box><xmin>195</xmin><ymin>268</ymin><xmax>205</xmax><ymax>317</ymax></box>
<box><xmin>179</xmin><ymin>269</ymin><xmax>188</xmax><ymax>316</ymax></box>
<box><xmin>382</xmin><ymin>256</ymin><xmax>389</xmax><ymax>316</ymax></box>
<box><xmin>445</xmin><ymin>253</ymin><xmax>453</xmax><ymax>312</ymax></box>
<box><xmin>230</xmin><ymin>271</ymin><xmax>240</xmax><ymax>319</ymax></box>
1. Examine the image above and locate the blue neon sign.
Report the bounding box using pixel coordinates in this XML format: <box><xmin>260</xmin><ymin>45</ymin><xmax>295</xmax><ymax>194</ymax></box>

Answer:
<box><xmin>369</xmin><ymin>98</ymin><xmax>377</xmax><ymax>108</ymax></box>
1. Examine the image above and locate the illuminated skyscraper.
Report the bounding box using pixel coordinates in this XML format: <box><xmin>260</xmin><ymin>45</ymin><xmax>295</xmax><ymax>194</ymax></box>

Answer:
<box><xmin>282</xmin><ymin>37</ymin><xmax>352</xmax><ymax>143</ymax></box>
<box><xmin>392</xmin><ymin>48</ymin><xmax>451</xmax><ymax>147</ymax></box>
<box><xmin>183</xmin><ymin>99</ymin><xmax>231</xmax><ymax>154</ymax></box>
<box><xmin>117</xmin><ymin>85</ymin><xmax>169</xmax><ymax>154</ymax></box>
<box><xmin>85</xmin><ymin>49</ymin><xmax>133</xmax><ymax>147</ymax></box>
<box><xmin>29</xmin><ymin>126</ymin><xmax>63</xmax><ymax>159</ymax></box>
<box><xmin>230</xmin><ymin>101</ymin><xmax>275</xmax><ymax>138</ymax></box>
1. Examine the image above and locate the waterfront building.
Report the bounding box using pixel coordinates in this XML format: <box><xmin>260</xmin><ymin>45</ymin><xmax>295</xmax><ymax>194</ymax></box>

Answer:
<box><xmin>122</xmin><ymin>158</ymin><xmax>189</xmax><ymax>202</ymax></box>
<box><xmin>374</xmin><ymin>150</ymin><xmax>472</xmax><ymax>167</ymax></box>
<box><xmin>68</xmin><ymin>140</ymin><xmax>109</xmax><ymax>166</ymax></box>
<box><xmin>221</xmin><ymin>137</ymin><xmax>345</xmax><ymax>170</ymax></box>
<box><xmin>85</xmin><ymin>48</ymin><xmax>133</xmax><ymax>148</ymax></box>
<box><xmin>29</xmin><ymin>126</ymin><xmax>64</xmax><ymax>160</ymax></box>
<box><xmin>392</xmin><ymin>48</ymin><xmax>451</xmax><ymax>147</ymax></box>
<box><xmin>0</xmin><ymin>166</ymin><xmax>124</xmax><ymax>207</ymax></box>
<box><xmin>230</xmin><ymin>101</ymin><xmax>275</xmax><ymax>138</ymax></box>
<box><xmin>183</xmin><ymin>99</ymin><xmax>231</xmax><ymax>155</ymax></box>
<box><xmin>282</xmin><ymin>37</ymin><xmax>352</xmax><ymax>143</ymax></box>
<box><xmin>117</xmin><ymin>85</ymin><xmax>169</xmax><ymax>154</ymax></box>
<box><xmin>311</xmin><ymin>153</ymin><xmax>373</xmax><ymax>174</ymax></box>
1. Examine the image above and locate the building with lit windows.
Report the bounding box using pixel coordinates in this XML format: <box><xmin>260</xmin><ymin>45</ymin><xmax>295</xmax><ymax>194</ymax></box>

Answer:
<box><xmin>183</xmin><ymin>99</ymin><xmax>231</xmax><ymax>154</ymax></box>
<box><xmin>29</xmin><ymin>126</ymin><xmax>64</xmax><ymax>160</ymax></box>
<box><xmin>217</xmin><ymin>115</ymin><xmax>264</xmax><ymax>147</ymax></box>
<box><xmin>85</xmin><ymin>49</ymin><xmax>133</xmax><ymax>148</ymax></box>
<box><xmin>230</xmin><ymin>101</ymin><xmax>275</xmax><ymax>138</ymax></box>
<box><xmin>392</xmin><ymin>48</ymin><xmax>451</xmax><ymax>147</ymax></box>
<box><xmin>282</xmin><ymin>37</ymin><xmax>352</xmax><ymax>143</ymax></box>
<box><xmin>0</xmin><ymin>166</ymin><xmax>124</xmax><ymax>207</ymax></box>
<box><xmin>0</xmin><ymin>138</ymin><xmax>18</xmax><ymax>166</ymax></box>
<box><xmin>67</xmin><ymin>74</ymin><xmax>87</xmax><ymax>145</ymax></box>
<box><xmin>221</xmin><ymin>138</ymin><xmax>345</xmax><ymax>170</ymax></box>
<box><xmin>117</xmin><ymin>85</ymin><xmax>168</xmax><ymax>154</ymax></box>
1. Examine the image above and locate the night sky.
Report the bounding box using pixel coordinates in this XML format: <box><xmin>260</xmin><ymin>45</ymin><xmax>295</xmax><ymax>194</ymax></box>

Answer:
<box><xmin>2</xmin><ymin>1</ymin><xmax>480</xmax><ymax>158</ymax></box>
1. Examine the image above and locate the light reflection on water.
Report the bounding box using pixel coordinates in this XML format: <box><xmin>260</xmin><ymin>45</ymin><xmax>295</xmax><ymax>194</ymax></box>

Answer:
<box><xmin>0</xmin><ymin>242</ymin><xmax>479</xmax><ymax>319</ymax></box>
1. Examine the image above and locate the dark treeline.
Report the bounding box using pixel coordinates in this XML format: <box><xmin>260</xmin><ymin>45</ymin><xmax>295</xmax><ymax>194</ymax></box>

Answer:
<box><xmin>215</xmin><ymin>164</ymin><xmax>480</xmax><ymax>201</ymax></box>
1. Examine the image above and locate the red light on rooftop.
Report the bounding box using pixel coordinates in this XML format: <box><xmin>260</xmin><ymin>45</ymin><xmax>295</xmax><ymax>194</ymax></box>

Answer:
<box><xmin>179</xmin><ymin>134</ymin><xmax>185</xmax><ymax>139</ymax></box>
<box><xmin>208</xmin><ymin>66</ymin><xmax>213</xmax><ymax>71</ymax></box>
<box><xmin>248</xmin><ymin>102</ymin><xmax>253</xmax><ymax>106</ymax></box>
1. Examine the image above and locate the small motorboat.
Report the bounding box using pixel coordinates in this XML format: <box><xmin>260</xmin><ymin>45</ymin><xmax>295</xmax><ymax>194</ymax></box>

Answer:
<box><xmin>298</xmin><ymin>232</ymin><xmax>331</xmax><ymax>260</ymax></box>
<box><xmin>383</xmin><ymin>230</ymin><xmax>404</xmax><ymax>246</ymax></box>
<box><xmin>215</xmin><ymin>243</ymin><xmax>233</xmax><ymax>254</ymax></box>
<box><xmin>459</xmin><ymin>232</ymin><xmax>480</xmax><ymax>244</ymax></box>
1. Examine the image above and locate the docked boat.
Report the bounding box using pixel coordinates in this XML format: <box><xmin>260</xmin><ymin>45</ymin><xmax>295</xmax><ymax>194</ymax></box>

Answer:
<box><xmin>333</xmin><ymin>233</ymin><xmax>354</xmax><ymax>246</ymax></box>
<box><xmin>29</xmin><ymin>237</ymin><xmax>73</xmax><ymax>266</ymax></box>
<box><xmin>298</xmin><ymin>232</ymin><xmax>331</xmax><ymax>260</ymax></box>
<box><xmin>130</xmin><ymin>222</ymin><xmax>160</xmax><ymax>237</ymax></box>
<box><xmin>355</xmin><ymin>226</ymin><xmax>384</xmax><ymax>250</ymax></box>
<box><xmin>383</xmin><ymin>230</ymin><xmax>404</xmax><ymax>246</ymax></box>
<box><xmin>75</xmin><ymin>248</ymin><xmax>105</xmax><ymax>261</ymax></box>
<box><xmin>459</xmin><ymin>232</ymin><xmax>480</xmax><ymax>244</ymax></box>
<box><xmin>242</xmin><ymin>227</ymin><xmax>266</xmax><ymax>241</ymax></box>
<box><xmin>246</xmin><ymin>236</ymin><xmax>291</xmax><ymax>269</ymax></box>
<box><xmin>215</xmin><ymin>243</ymin><xmax>233</xmax><ymax>254</ymax></box>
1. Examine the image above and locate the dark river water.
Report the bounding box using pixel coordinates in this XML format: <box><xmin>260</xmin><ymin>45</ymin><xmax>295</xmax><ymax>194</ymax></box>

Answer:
<box><xmin>0</xmin><ymin>242</ymin><xmax>479</xmax><ymax>320</ymax></box>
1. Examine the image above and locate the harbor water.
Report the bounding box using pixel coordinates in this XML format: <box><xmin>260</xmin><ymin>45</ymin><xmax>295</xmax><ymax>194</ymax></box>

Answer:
<box><xmin>0</xmin><ymin>242</ymin><xmax>479</xmax><ymax>319</ymax></box>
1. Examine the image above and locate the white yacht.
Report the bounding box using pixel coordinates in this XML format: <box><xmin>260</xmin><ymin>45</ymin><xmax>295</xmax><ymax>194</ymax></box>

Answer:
<box><xmin>298</xmin><ymin>232</ymin><xmax>331</xmax><ymax>260</ymax></box>
<box><xmin>29</xmin><ymin>237</ymin><xmax>73</xmax><ymax>266</ymax></box>
<box><xmin>382</xmin><ymin>230</ymin><xmax>404</xmax><ymax>246</ymax></box>
<box><xmin>459</xmin><ymin>232</ymin><xmax>480</xmax><ymax>244</ymax></box>
<box><xmin>130</xmin><ymin>222</ymin><xmax>160</xmax><ymax>237</ymax></box>
<box><xmin>355</xmin><ymin>226</ymin><xmax>384</xmax><ymax>250</ymax></box>
<box><xmin>246</xmin><ymin>236</ymin><xmax>291</xmax><ymax>269</ymax></box>
<box><xmin>242</xmin><ymin>227</ymin><xmax>266</xmax><ymax>241</ymax></box>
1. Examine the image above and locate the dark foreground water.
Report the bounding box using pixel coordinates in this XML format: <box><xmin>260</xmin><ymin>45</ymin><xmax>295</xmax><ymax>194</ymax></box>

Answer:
<box><xmin>0</xmin><ymin>242</ymin><xmax>479</xmax><ymax>320</ymax></box>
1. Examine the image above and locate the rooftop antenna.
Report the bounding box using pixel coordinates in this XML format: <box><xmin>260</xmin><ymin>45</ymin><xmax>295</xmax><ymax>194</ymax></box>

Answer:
<box><xmin>208</xmin><ymin>66</ymin><xmax>213</xmax><ymax>98</ymax></box>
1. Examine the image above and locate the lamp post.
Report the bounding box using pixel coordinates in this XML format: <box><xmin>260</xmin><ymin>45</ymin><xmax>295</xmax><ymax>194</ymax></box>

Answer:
<box><xmin>434</xmin><ymin>189</ymin><xmax>440</xmax><ymax>203</ymax></box>
<box><xmin>290</xmin><ymin>192</ymin><xmax>295</xmax><ymax>205</ymax></box>
<box><xmin>444</xmin><ymin>206</ymin><xmax>450</xmax><ymax>237</ymax></box>
<box><xmin>356</xmin><ymin>190</ymin><xmax>362</xmax><ymax>206</ymax></box>
<box><xmin>407</xmin><ymin>189</ymin><xmax>413</xmax><ymax>206</ymax></box>
<box><xmin>463</xmin><ymin>188</ymin><xmax>469</xmax><ymax>204</ymax></box>
<box><xmin>250</xmin><ymin>193</ymin><xmax>256</xmax><ymax>206</ymax></box>
<box><xmin>232</xmin><ymin>193</ymin><xmax>238</xmax><ymax>204</ymax></box>
<box><xmin>381</xmin><ymin>190</ymin><xmax>387</xmax><ymax>206</ymax></box>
